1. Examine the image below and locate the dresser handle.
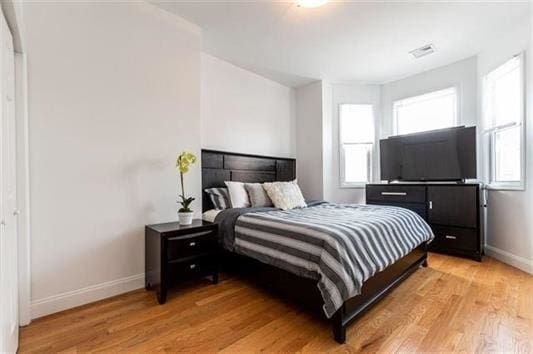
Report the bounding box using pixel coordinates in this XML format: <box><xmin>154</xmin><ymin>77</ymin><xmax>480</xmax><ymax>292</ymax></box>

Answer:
<box><xmin>445</xmin><ymin>235</ymin><xmax>457</xmax><ymax>240</ymax></box>
<box><xmin>189</xmin><ymin>264</ymin><xmax>196</xmax><ymax>269</ymax></box>
<box><xmin>189</xmin><ymin>242</ymin><xmax>196</xmax><ymax>247</ymax></box>
<box><xmin>381</xmin><ymin>192</ymin><xmax>407</xmax><ymax>196</ymax></box>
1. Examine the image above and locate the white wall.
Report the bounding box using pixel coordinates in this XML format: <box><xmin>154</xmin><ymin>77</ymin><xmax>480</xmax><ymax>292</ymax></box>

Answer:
<box><xmin>381</xmin><ymin>56</ymin><xmax>478</xmax><ymax>138</ymax></box>
<box><xmin>295</xmin><ymin>81</ymin><xmax>324</xmax><ymax>200</ymax></box>
<box><xmin>315</xmin><ymin>59</ymin><xmax>478</xmax><ymax>205</ymax></box>
<box><xmin>477</xmin><ymin>20</ymin><xmax>533</xmax><ymax>273</ymax></box>
<box><xmin>327</xmin><ymin>83</ymin><xmax>382</xmax><ymax>204</ymax></box>
<box><xmin>296</xmin><ymin>81</ymin><xmax>383</xmax><ymax>204</ymax></box>
<box><xmin>295</xmin><ymin>81</ymin><xmax>380</xmax><ymax>204</ymax></box>
<box><xmin>322</xmin><ymin>81</ymin><xmax>334</xmax><ymax>201</ymax></box>
<box><xmin>24</xmin><ymin>2</ymin><xmax>202</xmax><ymax>317</ymax></box>
<box><xmin>201</xmin><ymin>53</ymin><xmax>296</xmax><ymax>158</ymax></box>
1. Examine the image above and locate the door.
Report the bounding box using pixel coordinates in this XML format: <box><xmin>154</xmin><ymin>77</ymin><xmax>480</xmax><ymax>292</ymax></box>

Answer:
<box><xmin>0</xmin><ymin>7</ymin><xmax>18</xmax><ymax>353</ymax></box>
<box><xmin>427</xmin><ymin>186</ymin><xmax>477</xmax><ymax>228</ymax></box>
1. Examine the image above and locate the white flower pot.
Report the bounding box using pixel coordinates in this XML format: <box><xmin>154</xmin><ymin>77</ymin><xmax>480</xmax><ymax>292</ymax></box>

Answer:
<box><xmin>178</xmin><ymin>211</ymin><xmax>194</xmax><ymax>225</ymax></box>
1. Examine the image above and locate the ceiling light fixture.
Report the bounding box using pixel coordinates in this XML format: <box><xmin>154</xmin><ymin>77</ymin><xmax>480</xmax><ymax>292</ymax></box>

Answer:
<box><xmin>295</xmin><ymin>0</ymin><xmax>328</xmax><ymax>8</ymax></box>
<box><xmin>409</xmin><ymin>44</ymin><xmax>436</xmax><ymax>59</ymax></box>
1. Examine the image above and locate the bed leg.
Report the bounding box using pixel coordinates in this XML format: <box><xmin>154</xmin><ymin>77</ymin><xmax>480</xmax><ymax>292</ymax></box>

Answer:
<box><xmin>332</xmin><ymin>311</ymin><xmax>346</xmax><ymax>344</ymax></box>
<box><xmin>421</xmin><ymin>258</ymin><xmax>428</xmax><ymax>267</ymax></box>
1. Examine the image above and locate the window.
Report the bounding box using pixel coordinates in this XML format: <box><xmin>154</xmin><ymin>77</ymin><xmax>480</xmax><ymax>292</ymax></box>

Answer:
<box><xmin>393</xmin><ymin>87</ymin><xmax>458</xmax><ymax>135</ymax></box>
<box><xmin>483</xmin><ymin>55</ymin><xmax>524</xmax><ymax>188</ymax></box>
<box><xmin>339</xmin><ymin>104</ymin><xmax>374</xmax><ymax>187</ymax></box>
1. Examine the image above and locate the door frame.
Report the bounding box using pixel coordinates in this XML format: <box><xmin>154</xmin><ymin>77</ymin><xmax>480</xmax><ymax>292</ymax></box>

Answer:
<box><xmin>14</xmin><ymin>52</ymin><xmax>29</xmax><ymax>326</ymax></box>
<box><xmin>1</xmin><ymin>1</ymin><xmax>31</xmax><ymax>326</ymax></box>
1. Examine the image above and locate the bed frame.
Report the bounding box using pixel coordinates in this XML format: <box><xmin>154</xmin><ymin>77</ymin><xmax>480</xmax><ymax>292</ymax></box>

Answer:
<box><xmin>201</xmin><ymin>149</ymin><xmax>428</xmax><ymax>343</ymax></box>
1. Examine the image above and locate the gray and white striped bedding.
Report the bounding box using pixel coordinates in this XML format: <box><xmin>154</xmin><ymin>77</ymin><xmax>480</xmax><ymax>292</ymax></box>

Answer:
<box><xmin>204</xmin><ymin>187</ymin><xmax>231</xmax><ymax>210</ymax></box>
<box><xmin>228</xmin><ymin>202</ymin><xmax>434</xmax><ymax>318</ymax></box>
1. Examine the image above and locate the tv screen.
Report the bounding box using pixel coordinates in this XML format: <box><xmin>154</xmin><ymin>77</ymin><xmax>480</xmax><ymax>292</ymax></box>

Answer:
<box><xmin>380</xmin><ymin>126</ymin><xmax>476</xmax><ymax>181</ymax></box>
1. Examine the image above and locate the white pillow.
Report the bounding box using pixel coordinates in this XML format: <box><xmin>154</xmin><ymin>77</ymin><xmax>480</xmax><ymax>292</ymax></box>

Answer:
<box><xmin>244</xmin><ymin>183</ymin><xmax>273</xmax><ymax>207</ymax></box>
<box><xmin>263</xmin><ymin>180</ymin><xmax>306</xmax><ymax>210</ymax></box>
<box><xmin>224</xmin><ymin>181</ymin><xmax>251</xmax><ymax>208</ymax></box>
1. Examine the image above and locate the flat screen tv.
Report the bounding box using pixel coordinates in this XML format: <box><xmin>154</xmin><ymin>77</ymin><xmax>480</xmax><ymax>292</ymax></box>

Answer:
<box><xmin>380</xmin><ymin>126</ymin><xmax>476</xmax><ymax>182</ymax></box>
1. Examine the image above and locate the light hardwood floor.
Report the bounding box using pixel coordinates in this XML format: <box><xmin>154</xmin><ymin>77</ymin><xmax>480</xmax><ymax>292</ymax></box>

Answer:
<box><xmin>19</xmin><ymin>253</ymin><xmax>533</xmax><ymax>353</ymax></box>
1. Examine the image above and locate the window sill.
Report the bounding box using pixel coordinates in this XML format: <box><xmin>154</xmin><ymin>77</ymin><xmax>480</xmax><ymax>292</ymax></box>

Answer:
<box><xmin>485</xmin><ymin>184</ymin><xmax>525</xmax><ymax>192</ymax></box>
<box><xmin>339</xmin><ymin>183</ymin><xmax>368</xmax><ymax>189</ymax></box>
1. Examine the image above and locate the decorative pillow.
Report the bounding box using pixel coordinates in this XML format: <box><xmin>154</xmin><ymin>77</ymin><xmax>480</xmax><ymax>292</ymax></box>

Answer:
<box><xmin>244</xmin><ymin>183</ymin><xmax>273</xmax><ymax>208</ymax></box>
<box><xmin>224</xmin><ymin>181</ymin><xmax>251</xmax><ymax>208</ymax></box>
<box><xmin>204</xmin><ymin>188</ymin><xmax>231</xmax><ymax>210</ymax></box>
<box><xmin>263</xmin><ymin>180</ymin><xmax>307</xmax><ymax>210</ymax></box>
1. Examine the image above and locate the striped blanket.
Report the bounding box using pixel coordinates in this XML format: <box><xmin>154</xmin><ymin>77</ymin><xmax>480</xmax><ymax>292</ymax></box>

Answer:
<box><xmin>231</xmin><ymin>202</ymin><xmax>433</xmax><ymax>318</ymax></box>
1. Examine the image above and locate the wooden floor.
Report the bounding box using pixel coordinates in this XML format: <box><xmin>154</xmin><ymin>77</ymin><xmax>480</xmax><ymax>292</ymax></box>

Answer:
<box><xmin>19</xmin><ymin>253</ymin><xmax>533</xmax><ymax>353</ymax></box>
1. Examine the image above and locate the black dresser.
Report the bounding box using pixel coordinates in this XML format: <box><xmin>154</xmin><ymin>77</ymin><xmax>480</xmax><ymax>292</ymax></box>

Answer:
<box><xmin>145</xmin><ymin>220</ymin><xmax>219</xmax><ymax>304</ymax></box>
<box><xmin>366</xmin><ymin>183</ymin><xmax>484</xmax><ymax>261</ymax></box>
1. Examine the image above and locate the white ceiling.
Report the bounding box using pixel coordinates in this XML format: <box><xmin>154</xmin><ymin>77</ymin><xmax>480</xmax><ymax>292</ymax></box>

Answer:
<box><xmin>156</xmin><ymin>1</ymin><xmax>530</xmax><ymax>87</ymax></box>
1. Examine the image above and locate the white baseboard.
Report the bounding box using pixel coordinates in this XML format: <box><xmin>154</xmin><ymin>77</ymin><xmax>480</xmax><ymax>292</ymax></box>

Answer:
<box><xmin>485</xmin><ymin>245</ymin><xmax>533</xmax><ymax>275</ymax></box>
<box><xmin>28</xmin><ymin>246</ymin><xmax>532</xmax><ymax>319</ymax></box>
<box><xmin>30</xmin><ymin>273</ymin><xmax>145</xmax><ymax>320</ymax></box>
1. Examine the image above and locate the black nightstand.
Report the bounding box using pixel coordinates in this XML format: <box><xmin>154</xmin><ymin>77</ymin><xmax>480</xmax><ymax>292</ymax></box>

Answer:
<box><xmin>145</xmin><ymin>219</ymin><xmax>219</xmax><ymax>304</ymax></box>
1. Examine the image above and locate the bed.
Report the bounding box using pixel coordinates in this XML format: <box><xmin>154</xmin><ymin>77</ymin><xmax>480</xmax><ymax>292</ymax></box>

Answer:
<box><xmin>201</xmin><ymin>149</ymin><xmax>433</xmax><ymax>343</ymax></box>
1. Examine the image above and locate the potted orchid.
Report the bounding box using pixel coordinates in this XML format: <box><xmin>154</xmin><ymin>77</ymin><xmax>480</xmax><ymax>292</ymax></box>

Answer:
<box><xmin>176</xmin><ymin>151</ymin><xmax>197</xmax><ymax>225</ymax></box>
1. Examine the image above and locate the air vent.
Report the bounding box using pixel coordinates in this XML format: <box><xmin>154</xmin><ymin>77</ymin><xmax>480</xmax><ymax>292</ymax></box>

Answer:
<box><xmin>409</xmin><ymin>44</ymin><xmax>435</xmax><ymax>59</ymax></box>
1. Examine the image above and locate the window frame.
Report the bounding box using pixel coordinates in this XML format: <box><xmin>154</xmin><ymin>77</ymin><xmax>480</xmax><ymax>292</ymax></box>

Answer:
<box><xmin>392</xmin><ymin>86</ymin><xmax>459</xmax><ymax>136</ymax></box>
<box><xmin>483</xmin><ymin>53</ymin><xmax>526</xmax><ymax>191</ymax></box>
<box><xmin>338</xmin><ymin>103</ymin><xmax>376</xmax><ymax>188</ymax></box>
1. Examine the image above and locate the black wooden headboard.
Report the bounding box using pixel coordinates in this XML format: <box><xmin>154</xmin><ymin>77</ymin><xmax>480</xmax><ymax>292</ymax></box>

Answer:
<box><xmin>201</xmin><ymin>149</ymin><xmax>296</xmax><ymax>211</ymax></box>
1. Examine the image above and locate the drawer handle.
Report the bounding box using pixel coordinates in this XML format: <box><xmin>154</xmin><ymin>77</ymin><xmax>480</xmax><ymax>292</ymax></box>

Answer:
<box><xmin>189</xmin><ymin>242</ymin><xmax>196</xmax><ymax>247</ymax></box>
<box><xmin>445</xmin><ymin>235</ymin><xmax>457</xmax><ymax>240</ymax></box>
<box><xmin>381</xmin><ymin>192</ymin><xmax>407</xmax><ymax>196</ymax></box>
<box><xmin>189</xmin><ymin>264</ymin><xmax>196</xmax><ymax>269</ymax></box>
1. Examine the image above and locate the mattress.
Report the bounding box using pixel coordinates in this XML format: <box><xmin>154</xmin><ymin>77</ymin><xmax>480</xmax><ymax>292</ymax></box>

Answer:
<box><xmin>202</xmin><ymin>209</ymin><xmax>221</xmax><ymax>223</ymax></box>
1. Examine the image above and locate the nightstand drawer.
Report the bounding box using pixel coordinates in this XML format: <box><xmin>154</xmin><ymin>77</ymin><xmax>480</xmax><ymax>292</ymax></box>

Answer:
<box><xmin>167</xmin><ymin>256</ymin><xmax>216</xmax><ymax>283</ymax></box>
<box><xmin>430</xmin><ymin>226</ymin><xmax>478</xmax><ymax>252</ymax></box>
<box><xmin>167</xmin><ymin>230</ymin><xmax>217</xmax><ymax>260</ymax></box>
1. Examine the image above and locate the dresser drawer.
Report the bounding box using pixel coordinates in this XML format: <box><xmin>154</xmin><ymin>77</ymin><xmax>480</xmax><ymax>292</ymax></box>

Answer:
<box><xmin>167</xmin><ymin>256</ymin><xmax>216</xmax><ymax>284</ymax></box>
<box><xmin>430</xmin><ymin>225</ymin><xmax>478</xmax><ymax>252</ymax></box>
<box><xmin>167</xmin><ymin>230</ymin><xmax>217</xmax><ymax>261</ymax></box>
<box><xmin>366</xmin><ymin>185</ymin><xmax>426</xmax><ymax>204</ymax></box>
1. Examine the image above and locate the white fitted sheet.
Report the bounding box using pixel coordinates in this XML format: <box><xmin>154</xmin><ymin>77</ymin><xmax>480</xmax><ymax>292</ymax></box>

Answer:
<box><xmin>202</xmin><ymin>209</ymin><xmax>221</xmax><ymax>223</ymax></box>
